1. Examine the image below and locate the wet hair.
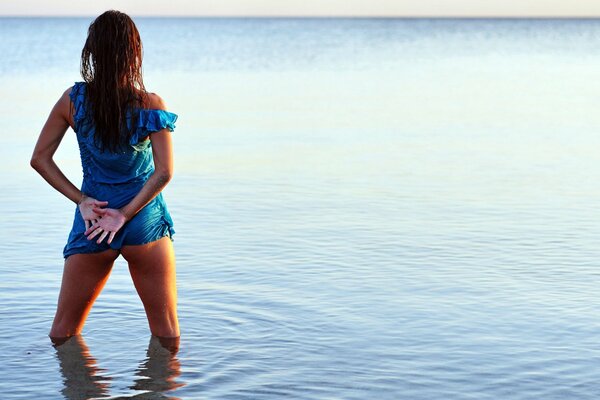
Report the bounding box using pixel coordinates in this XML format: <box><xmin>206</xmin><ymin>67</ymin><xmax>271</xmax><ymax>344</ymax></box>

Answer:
<box><xmin>80</xmin><ymin>10</ymin><xmax>147</xmax><ymax>152</ymax></box>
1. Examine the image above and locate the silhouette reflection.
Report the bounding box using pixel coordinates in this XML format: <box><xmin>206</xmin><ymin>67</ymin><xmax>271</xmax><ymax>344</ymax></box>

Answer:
<box><xmin>131</xmin><ymin>336</ymin><xmax>184</xmax><ymax>396</ymax></box>
<box><xmin>53</xmin><ymin>335</ymin><xmax>111</xmax><ymax>399</ymax></box>
<box><xmin>53</xmin><ymin>335</ymin><xmax>183</xmax><ymax>399</ymax></box>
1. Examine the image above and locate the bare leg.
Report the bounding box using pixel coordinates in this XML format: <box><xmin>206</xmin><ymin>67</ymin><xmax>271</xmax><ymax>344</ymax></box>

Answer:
<box><xmin>49</xmin><ymin>249</ymin><xmax>120</xmax><ymax>340</ymax></box>
<box><xmin>121</xmin><ymin>236</ymin><xmax>180</xmax><ymax>338</ymax></box>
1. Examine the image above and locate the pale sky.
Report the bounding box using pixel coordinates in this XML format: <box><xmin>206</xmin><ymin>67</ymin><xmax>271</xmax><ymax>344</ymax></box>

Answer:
<box><xmin>1</xmin><ymin>0</ymin><xmax>600</xmax><ymax>17</ymax></box>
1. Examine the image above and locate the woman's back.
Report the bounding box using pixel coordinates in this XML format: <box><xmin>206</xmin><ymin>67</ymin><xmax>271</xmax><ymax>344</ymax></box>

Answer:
<box><xmin>62</xmin><ymin>81</ymin><xmax>178</xmax><ymax>257</ymax></box>
<box><xmin>70</xmin><ymin>81</ymin><xmax>177</xmax><ymax>187</ymax></box>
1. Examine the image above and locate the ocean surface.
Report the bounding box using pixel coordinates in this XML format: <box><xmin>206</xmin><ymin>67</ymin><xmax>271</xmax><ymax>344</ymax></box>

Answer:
<box><xmin>1</xmin><ymin>16</ymin><xmax>600</xmax><ymax>399</ymax></box>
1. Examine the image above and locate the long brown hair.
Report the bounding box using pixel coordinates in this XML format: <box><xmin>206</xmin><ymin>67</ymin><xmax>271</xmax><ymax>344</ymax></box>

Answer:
<box><xmin>80</xmin><ymin>10</ymin><xmax>147</xmax><ymax>152</ymax></box>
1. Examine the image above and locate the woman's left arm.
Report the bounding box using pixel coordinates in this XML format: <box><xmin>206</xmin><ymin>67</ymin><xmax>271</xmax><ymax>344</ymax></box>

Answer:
<box><xmin>31</xmin><ymin>88</ymin><xmax>84</xmax><ymax>204</ymax></box>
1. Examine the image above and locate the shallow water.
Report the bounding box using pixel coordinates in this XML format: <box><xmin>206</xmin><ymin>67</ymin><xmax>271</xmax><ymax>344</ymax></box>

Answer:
<box><xmin>2</xmin><ymin>17</ymin><xmax>600</xmax><ymax>399</ymax></box>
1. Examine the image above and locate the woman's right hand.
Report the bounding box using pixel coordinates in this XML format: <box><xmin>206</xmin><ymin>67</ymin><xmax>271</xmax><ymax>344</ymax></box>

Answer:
<box><xmin>78</xmin><ymin>194</ymin><xmax>109</xmax><ymax>230</ymax></box>
<box><xmin>84</xmin><ymin>207</ymin><xmax>127</xmax><ymax>245</ymax></box>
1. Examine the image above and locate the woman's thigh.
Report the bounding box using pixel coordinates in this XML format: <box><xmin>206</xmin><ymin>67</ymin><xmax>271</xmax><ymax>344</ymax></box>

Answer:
<box><xmin>51</xmin><ymin>249</ymin><xmax>120</xmax><ymax>337</ymax></box>
<box><xmin>120</xmin><ymin>237</ymin><xmax>179</xmax><ymax>337</ymax></box>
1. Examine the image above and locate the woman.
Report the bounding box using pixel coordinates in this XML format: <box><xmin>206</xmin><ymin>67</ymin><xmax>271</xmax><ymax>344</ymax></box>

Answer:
<box><xmin>30</xmin><ymin>10</ymin><xmax>180</xmax><ymax>344</ymax></box>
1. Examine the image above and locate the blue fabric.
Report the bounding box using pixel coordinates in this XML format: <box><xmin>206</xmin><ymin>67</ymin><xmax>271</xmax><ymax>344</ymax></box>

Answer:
<box><xmin>63</xmin><ymin>81</ymin><xmax>178</xmax><ymax>258</ymax></box>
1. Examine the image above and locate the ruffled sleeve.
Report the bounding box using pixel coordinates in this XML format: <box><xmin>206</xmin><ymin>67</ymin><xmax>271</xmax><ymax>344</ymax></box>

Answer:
<box><xmin>69</xmin><ymin>81</ymin><xmax>88</xmax><ymax>132</ymax></box>
<box><xmin>130</xmin><ymin>109</ymin><xmax>178</xmax><ymax>145</ymax></box>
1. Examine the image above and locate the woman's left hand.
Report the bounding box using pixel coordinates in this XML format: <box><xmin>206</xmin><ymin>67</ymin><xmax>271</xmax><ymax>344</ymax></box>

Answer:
<box><xmin>84</xmin><ymin>207</ymin><xmax>127</xmax><ymax>244</ymax></box>
<box><xmin>78</xmin><ymin>195</ymin><xmax>109</xmax><ymax>230</ymax></box>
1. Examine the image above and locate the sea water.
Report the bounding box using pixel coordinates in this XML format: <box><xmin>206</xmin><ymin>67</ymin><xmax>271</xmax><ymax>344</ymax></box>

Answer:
<box><xmin>1</xmin><ymin>17</ymin><xmax>600</xmax><ymax>399</ymax></box>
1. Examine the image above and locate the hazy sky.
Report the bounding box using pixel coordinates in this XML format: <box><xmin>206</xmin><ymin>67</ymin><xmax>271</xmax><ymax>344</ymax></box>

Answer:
<box><xmin>1</xmin><ymin>0</ymin><xmax>600</xmax><ymax>17</ymax></box>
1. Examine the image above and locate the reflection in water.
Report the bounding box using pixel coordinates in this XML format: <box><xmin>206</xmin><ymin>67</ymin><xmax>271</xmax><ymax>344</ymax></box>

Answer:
<box><xmin>53</xmin><ymin>335</ymin><xmax>184</xmax><ymax>399</ymax></box>
<box><xmin>53</xmin><ymin>335</ymin><xmax>111</xmax><ymax>399</ymax></box>
<box><xmin>131</xmin><ymin>336</ymin><xmax>184</xmax><ymax>395</ymax></box>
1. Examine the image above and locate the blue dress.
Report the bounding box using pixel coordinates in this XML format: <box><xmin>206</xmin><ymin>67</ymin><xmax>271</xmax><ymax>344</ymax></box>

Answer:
<box><xmin>63</xmin><ymin>81</ymin><xmax>178</xmax><ymax>258</ymax></box>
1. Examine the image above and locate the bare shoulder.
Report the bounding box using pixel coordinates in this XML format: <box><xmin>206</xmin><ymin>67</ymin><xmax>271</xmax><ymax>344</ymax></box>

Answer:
<box><xmin>146</xmin><ymin>92</ymin><xmax>168</xmax><ymax>111</ymax></box>
<box><xmin>60</xmin><ymin>86</ymin><xmax>74</xmax><ymax>105</ymax></box>
<box><xmin>63</xmin><ymin>86</ymin><xmax>74</xmax><ymax>98</ymax></box>
<box><xmin>57</xmin><ymin>86</ymin><xmax>75</xmax><ymax>122</ymax></box>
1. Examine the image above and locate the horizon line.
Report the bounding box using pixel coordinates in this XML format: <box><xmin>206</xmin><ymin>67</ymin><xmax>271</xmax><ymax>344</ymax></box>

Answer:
<box><xmin>1</xmin><ymin>14</ymin><xmax>600</xmax><ymax>19</ymax></box>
